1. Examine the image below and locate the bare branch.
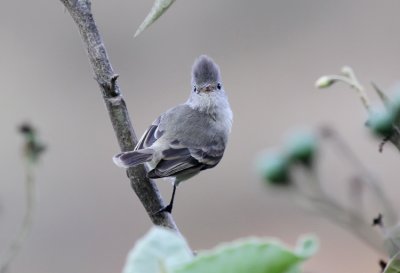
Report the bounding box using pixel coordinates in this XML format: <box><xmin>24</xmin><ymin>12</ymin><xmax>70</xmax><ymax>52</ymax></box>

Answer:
<box><xmin>59</xmin><ymin>0</ymin><xmax>180</xmax><ymax>232</ymax></box>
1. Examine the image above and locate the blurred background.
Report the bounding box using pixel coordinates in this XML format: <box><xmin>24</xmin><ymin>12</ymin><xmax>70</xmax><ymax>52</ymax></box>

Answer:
<box><xmin>1</xmin><ymin>0</ymin><xmax>400</xmax><ymax>272</ymax></box>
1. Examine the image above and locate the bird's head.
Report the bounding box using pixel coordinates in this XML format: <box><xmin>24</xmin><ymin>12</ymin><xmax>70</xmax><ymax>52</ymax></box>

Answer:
<box><xmin>191</xmin><ymin>55</ymin><xmax>223</xmax><ymax>95</ymax></box>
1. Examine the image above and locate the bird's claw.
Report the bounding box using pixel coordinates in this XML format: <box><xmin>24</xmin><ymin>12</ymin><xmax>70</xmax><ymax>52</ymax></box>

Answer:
<box><xmin>153</xmin><ymin>204</ymin><xmax>173</xmax><ymax>215</ymax></box>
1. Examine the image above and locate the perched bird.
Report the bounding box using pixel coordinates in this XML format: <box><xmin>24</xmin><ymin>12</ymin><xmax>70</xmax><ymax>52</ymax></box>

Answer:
<box><xmin>113</xmin><ymin>55</ymin><xmax>233</xmax><ymax>213</ymax></box>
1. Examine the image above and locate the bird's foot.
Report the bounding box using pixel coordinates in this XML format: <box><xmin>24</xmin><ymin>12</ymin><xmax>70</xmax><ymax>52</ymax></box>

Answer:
<box><xmin>153</xmin><ymin>204</ymin><xmax>173</xmax><ymax>215</ymax></box>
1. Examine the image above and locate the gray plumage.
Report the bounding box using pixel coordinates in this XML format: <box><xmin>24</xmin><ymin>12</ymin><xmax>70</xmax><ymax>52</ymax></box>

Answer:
<box><xmin>113</xmin><ymin>55</ymin><xmax>232</xmax><ymax>188</ymax></box>
<box><xmin>192</xmin><ymin>55</ymin><xmax>221</xmax><ymax>86</ymax></box>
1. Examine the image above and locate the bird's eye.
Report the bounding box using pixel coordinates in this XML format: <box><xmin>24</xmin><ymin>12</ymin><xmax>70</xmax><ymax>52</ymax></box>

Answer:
<box><xmin>217</xmin><ymin>83</ymin><xmax>221</xmax><ymax>90</ymax></box>
<box><xmin>193</xmin><ymin>86</ymin><xmax>197</xmax><ymax>92</ymax></box>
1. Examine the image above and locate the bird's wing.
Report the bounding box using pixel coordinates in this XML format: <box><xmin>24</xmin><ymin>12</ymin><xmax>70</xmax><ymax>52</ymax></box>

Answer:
<box><xmin>147</xmin><ymin>146</ymin><xmax>224</xmax><ymax>179</ymax></box>
<box><xmin>135</xmin><ymin>116</ymin><xmax>164</xmax><ymax>150</ymax></box>
<box><xmin>136</xmin><ymin>104</ymin><xmax>227</xmax><ymax>179</ymax></box>
<box><xmin>112</xmin><ymin>116</ymin><xmax>162</xmax><ymax>168</ymax></box>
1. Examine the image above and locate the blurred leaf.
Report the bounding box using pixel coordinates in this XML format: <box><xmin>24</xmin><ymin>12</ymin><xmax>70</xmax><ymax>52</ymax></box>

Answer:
<box><xmin>384</xmin><ymin>224</ymin><xmax>400</xmax><ymax>258</ymax></box>
<box><xmin>383</xmin><ymin>252</ymin><xmax>400</xmax><ymax>273</ymax></box>
<box><xmin>367</xmin><ymin>109</ymin><xmax>394</xmax><ymax>137</ymax></box>
<box><xmin>134</xmin><ymin>0</ymin><xmax>176</xmax><ymax>37</ymax></box>
<box><xmin>294</xmin><ymin>235</ymin><xmax>318</xmax><ymax>258</ymax></box>
<box><xmin>123</xmin><ymin>228</ymin><xmax>317</xmax><ymax>273</ymax></box>
<box><xmin>340</xmin><ymin>66</ymin><xmax>354</xmax><ymax>78</ymax></box>
<box><xmin>285</xmin><ymin>131</ymin><xmax>318</xmax><ymax>167</ymax></box>
<box><xmin>387</xmin><ymin>90</ymin><xmax>400</xmax><ymax>127</ymax></box>
<box><xmin>257</xmin><ymin>151</ymin><xmax>291</xmax><ymax>185</ymax></box>
<box><xmin>122</xmin><ymin>227</ymin><xmax>193</xmax><ymax>273</ymax></box>
<box><xmin>315</xmin><ymin>76</ymin><xmax>337</xmax><ymax>89</ymax></box>
<box><xmin>371</xmin><ymin>82</ymin><xmax>390</xmax><ymax>108</ymax></box>
<box><xmin>173</xmin><ymin>235</ymin><xmax>318</xmax><ymax>273</ymax></box>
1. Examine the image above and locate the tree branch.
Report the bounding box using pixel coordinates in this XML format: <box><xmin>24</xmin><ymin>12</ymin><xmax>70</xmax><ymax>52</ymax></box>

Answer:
<box><xmin>59</xmin><ymin>0</ymin><xmax>179</xmax><ymax>232</ymax></box>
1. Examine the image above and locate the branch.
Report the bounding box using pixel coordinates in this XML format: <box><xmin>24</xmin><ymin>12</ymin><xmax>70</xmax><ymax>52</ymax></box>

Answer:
<box><xmin>59</xmin><ymin>0</ymin><xmax>179</xmax><ymax>232</ymax></box>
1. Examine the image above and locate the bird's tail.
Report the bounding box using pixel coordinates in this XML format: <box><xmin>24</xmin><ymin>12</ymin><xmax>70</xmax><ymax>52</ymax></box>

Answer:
<box><xmin>113</xmin><ymin>149</ymin><xmax>153</xmax><ymax>168</ymax></box>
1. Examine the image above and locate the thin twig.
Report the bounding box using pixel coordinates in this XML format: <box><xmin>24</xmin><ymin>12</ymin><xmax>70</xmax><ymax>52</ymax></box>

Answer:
<box><xmin>0</xmin><ymin>163</ymin><xmax>35</xmax><ymax>273</ymax></box>
<box><xmin>293</xmin><ymin>167</ymin><xmax>385</xmax><ymax>254</ymax></box>
<box><xmin>59</xmin><ymin>0</ymin><xmax>180</xmax><ymax>232</ymax></box>
<box><xmin>341</xmin><ymin>66</ymin><xmax>372</xmax><ymax>112</ymax></box>
<box><xmin>319</xmin><ymin>127</ymin><xmax>398</xmax><ymax>227</ymax></box>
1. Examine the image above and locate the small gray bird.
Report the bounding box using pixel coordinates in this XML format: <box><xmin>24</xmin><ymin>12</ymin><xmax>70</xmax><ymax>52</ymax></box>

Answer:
<box><xmin>113</xmin><ymin>55</ymin><xmax>233</xmax><ymax>213</ymax></box>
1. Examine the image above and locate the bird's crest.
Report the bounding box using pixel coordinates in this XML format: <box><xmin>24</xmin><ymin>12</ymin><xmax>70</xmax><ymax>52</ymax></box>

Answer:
<box><xmin>192</xmin><ymin>55</ymin><xmax>221</xmax><ymax>86</ymax></box>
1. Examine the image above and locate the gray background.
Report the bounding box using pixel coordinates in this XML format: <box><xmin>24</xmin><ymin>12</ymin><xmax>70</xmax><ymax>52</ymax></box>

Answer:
<box><xmin>1</xmin><ymin>1</ymin><xmax>400</xmax><ymax>272</ymax></box>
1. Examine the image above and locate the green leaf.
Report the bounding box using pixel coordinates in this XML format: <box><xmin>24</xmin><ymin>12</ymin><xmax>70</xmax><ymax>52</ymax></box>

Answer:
<box><xmin>367</xmin><ymin>108</ymin><xmax>394</xmax><ymax>137</ymax></box>
<box><xmin>134</xmin><ymin>0</ymin><xmax>176</xmax><ymax>37</ymax></box>
<box><xmin>122</xmin><ymin>227</ymin><xmax>193</xmax><ymax>273</ymax></box>
<box><xmin>383</xmin><ymin>252</ymin><xmax>400</xmax><ymax>273</ymax></box>
<box><xmin>285</xmin><ymin>131</ymin><xmax>318</xmax><ymax>167</ymax></box>
<box><xmin>257</xmin><ymin>151</ymin><xmax>291</xmax><ymax>185</ymax></box>
<box><xmin>173</xmin><ymin>235</ymin><xmax>318</xmax><ymax>273</ymax></box>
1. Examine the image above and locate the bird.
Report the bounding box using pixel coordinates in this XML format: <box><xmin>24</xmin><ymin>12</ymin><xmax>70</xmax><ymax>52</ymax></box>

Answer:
<box><xmin>113</xmin><ymin>55</ymin><xmax>233</xmax><ymax>214</ymax></box>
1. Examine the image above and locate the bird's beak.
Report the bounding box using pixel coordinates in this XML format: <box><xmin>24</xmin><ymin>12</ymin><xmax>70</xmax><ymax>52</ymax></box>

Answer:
<box><xmin>198</xmin><ymin>84</ymin><xmax>214</xmax><ymax>93</ymax></box>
